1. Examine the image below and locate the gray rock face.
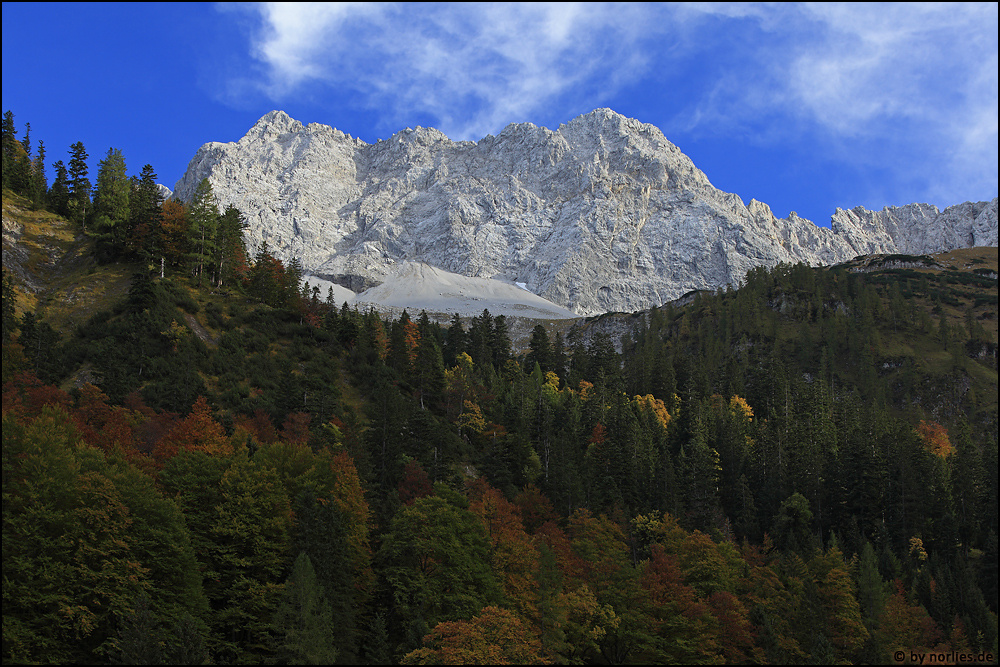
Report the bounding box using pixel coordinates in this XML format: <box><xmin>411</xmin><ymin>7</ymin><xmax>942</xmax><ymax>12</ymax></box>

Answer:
<box><xmin>174</xmin><ymin>109</ymin><xmax>998</xmax><ymax>316</ymax></box>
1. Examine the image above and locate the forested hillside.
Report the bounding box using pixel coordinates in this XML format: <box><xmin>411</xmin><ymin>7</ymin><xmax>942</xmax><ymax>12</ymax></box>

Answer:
<box><xmin>2</xmin><ymin>110</ymin><xmax>998</xmax><ymax>664</ymax></box>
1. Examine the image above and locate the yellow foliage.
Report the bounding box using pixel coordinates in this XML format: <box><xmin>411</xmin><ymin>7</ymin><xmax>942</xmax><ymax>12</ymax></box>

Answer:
<box><xmin>633</xmin><ymin>394</ymin><xmax>671</xmax><ymax>430</ymax></box>
<box><xmin>908</xmin><ymin>537</ymin><xmax>928</xmax><ymax>563</ymax></box>
<box><xmin>544</xmin><ymin>371</ymin><xmax>561</xmax><ymax>392</ymax></box>
<box><xmin>729</xmin><ymin>395</ymin><xmax>753</xmax><ymax>422</ymax></box>
<box><xmin>459</xmin><ymin>400</ymin><xmax>487</xmax><ymax>434</ymax></box>
<box><xmin>161</xmin><ymin>319</ymin><xmax>190</xmax><ymax>352</ymax></box>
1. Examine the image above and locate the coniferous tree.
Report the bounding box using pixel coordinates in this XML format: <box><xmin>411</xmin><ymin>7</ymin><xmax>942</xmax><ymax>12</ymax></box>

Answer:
<box><xmin>2</xmin><ymin>114</ymin><xmax>32</xmax><ymax>195</ymax></box>
<box><xmin>49</xmin><ymin>159</ymin><xmax>71</xmax><ymax>216</ymax></box>
<box><xmin>112</xmin><ymin>592</ymin><xmax>164</xmax><ymax>665</ymax></box>
<box><xmin>526</xmin><ymin>324</ymin><xmax>552</xmax><ymax>372</ymax></box>
<box><xmin>214</xmin><ymin>205</ymin><xmax>248</xmax><ymax>289</ymax></box>
<box><xmin>92</xmin><ymin>148</ymin><xmax>130</xmax><ymax>259</ymax></box>
<box><xmin>2</xmin><ymin>269</ymin><xmax>17</xmax><ymax>346</ymax></box>
<box><xmin>127</xmin><ymin>164</ymin><xmax>164</xmax><ymax>262</ymax></box>
<box><xmin>12</xmin><ymin>122</ymin><xmax>33</xmax><ymax>195</ymax></box>
<box><xmin>20</xmin><ymin>122</ymin><xmax>30</xmax><ymax>163</ymax></box>
<box><xmin>165</xmin><ymin>613</ymin><xmax>209</xmax><ymax>666</ymax></box>
<box><xmin>491</xmin><ymin>313</ymin><xmax>511</xmax><ymax>368</ymax></box>
<box><xmin>29</xmin><ymin>140</ymin><xmax>46</xmax><ymax>210</ymax></box>
<box><xmin>67</xmin><ymin>141</ymin><xmax>91</xmax><ymax>229</ymax></box>
<box><xmin>211</xmin><ymin>453</ymin><xmax>293</xmax><ymax>663</ymax></box>
<box><xmin>1</xmin><ymin>110</ymin><xmax>16</xmax><ymax>190</ymax></box>
<box><xmin>552</xmin><ymin>331</ymin><xmax>567</xmax><ymax>382</ymax></box>
<box><xmin>187</xmin><ymin>178</ymin><xmax>219</xmax><ymax>286</ymax></box>
<box><xmin>443</xmin><ymin>314</ymin><xmax>466</xmax><ymax>367</ymax></box>
<box><xmin>272</xmin><ymin>552</ymin><xmax>338</xmax><ymax>665</ymax></box>
<box><xmin>413</xmin><ymin>329</ymin><xmax>446</xmax><ymax>411</ymax></box>
<box><xmin>467</xmin><ymin>309</ymin><xmax>492</xmax><ymax>367</ymax></box>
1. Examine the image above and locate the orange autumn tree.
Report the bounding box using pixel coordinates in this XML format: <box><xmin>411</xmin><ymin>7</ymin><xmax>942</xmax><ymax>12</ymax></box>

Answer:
<box><xmin>875</xmin><ymin>580</ymin><xmax>942</xmax><ymax>660</ymax></box>
<box><xmin>152</xmin><ymin>396</ymin><xmax>230</xmax><ymax>462</ymax></box>
<box><xmin>640</xmin><ymin>543</ymin><xmax>721</xmax><ymax>664</ymax></box>
<box><xmin>916</xmin><ymin>420</ymin><xmax>954</xmax><ymax>458</ymax></box>
<box><xmin>403</xmin><ymin>317</ymin><xmax>420</xmax><ymax>369</ymax></box>
<box><xmin>400</xmin><ymin>606</ymin><xmax>548</xmax><ymax>665</ymax></box>
<box><xmin>71</xmin><ymin>383</ymin><xmax>137</xmax><ymax>456</ymax></box>
<box><xmin>467</xmin><ymin>479</ymin><xmax>540</xmax><ymax>620</ymax></box>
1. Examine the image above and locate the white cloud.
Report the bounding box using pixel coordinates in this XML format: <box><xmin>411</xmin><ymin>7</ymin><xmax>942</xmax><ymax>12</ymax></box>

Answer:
<box><xmin>227</xmin><ymin>2</ymin><xmax>997</xmax><ymax>205</ymax></box>
<box><xmin>784</xmin><ymin>3</ymin><xmax>998</xmax><ymax>204</ymax></box>
<box><xmin>252</xmin><ymin>3</ymin><xmax>365</xmax><ymax>91</ymax></box>
<box><xmin>234</xmin><ymin>2</ymin><xmax>660</xmax><ymax>139</ymax></box>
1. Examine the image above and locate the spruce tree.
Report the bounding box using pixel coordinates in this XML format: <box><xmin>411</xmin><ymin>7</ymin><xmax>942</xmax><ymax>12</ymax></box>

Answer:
<box><xmin>526</xmin><ymin>324</ymin><xmax>552</xmax><ymax>372</ymax></box>
<box><xmin>127</xmin><ymin>164</ymin><xmax>164</xmax><ymax>262</ymax></box>
<box><xmin>92</xmin><ymin>147</ymin><xmax>130</xmax><ymax>259</ymax></box>
<box><xmin>1</xmin><ymin>110</ymin><xmax>16</xmax><ymax>190</ymax></box>
<box><xmin>2</xmin><ymin>113</ymin><xmax>32</xmax><ymax>195</ymax></box>
<box><xmin>272</xmin><ymin>552</ymin><xmax>338</xmax><ymax>665</ymax></box>
<box><xmin>49</xmin><ymin>160</ymin><xmax>70</xmax><ymax>216</ymax></box>
<box><xmin>29</xmin><ymin>140</ymin><xmax>46</xmax><ymax>210</ymax></box>
<box><xmin>112</xmin><ymin>592</ymin><xmax>164</xmax><ymax>665</ymax></box>
<box><xmin>67</xmin><ymin>141</ymin><xmax>91</xmax><ymax>229</ymax></box>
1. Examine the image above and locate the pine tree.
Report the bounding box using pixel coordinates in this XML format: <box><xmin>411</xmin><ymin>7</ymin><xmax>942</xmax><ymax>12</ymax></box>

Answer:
<box><xmin>165</xmin><ymin>613</ymin><xmax>209</xmax><ymax>666</ymax></box>
<box><xmin>856</xmin><ymin>540</ymin><xmax>887</xmax><ymax>622</ymax></box>
<box><xmin>552</xmin><ymin>331</ymin><xmax>568</xmax><ymax>382</ymax></box>
<box><xmin>443</xmin><ymin>313</ymin><xmax>466</xmax><ymax>366</ymax></box>
<box><xmin>413</xmin><ymin>330</ymin><xmax>446</xmax><ymax>410</ymax></box>
<box><xmin>211</xmin><ymin>453</ymin><xmax>293</xmax><ymax>663</ymax></box>
<box><xmin>2</xmin><ymin>269</ymin><xmax>18</xmax><ymax>346</ymax></box>
<box><xmin>491</xmin><ymin>313</ymin><xmax>512</xmax><ymax>368</ymax></box>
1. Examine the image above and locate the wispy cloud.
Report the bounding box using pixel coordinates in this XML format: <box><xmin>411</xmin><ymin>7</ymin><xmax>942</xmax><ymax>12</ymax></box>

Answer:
<box><xmin>226</xmin><ymin>2</ymin><xmax>997</xmax><ymax>206</ymax></box>
<box><xmin>784</xmin><ymin>3</ymin><xmax>998</xmax><ymax>206</ymax></box>
<box><xmin>233</xmin><ymin>2</ymin><xmax>658</xmax><ymax>140</ymax></box>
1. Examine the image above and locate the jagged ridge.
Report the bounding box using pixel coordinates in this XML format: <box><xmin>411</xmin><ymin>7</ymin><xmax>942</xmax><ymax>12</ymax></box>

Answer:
<box><xmin>173</xmin><ymin>109</ymin><xmax>998</xmax><ymax>316</ymax></box>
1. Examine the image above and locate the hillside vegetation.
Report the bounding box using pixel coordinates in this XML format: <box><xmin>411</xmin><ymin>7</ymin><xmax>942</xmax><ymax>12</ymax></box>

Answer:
<box><xmin>3</xmin><ymin>164</ymin><xmax>998</xmax><ymax>665</ymax></box>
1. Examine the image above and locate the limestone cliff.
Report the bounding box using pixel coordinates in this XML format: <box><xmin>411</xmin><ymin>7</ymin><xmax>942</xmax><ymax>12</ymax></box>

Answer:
<box><xmin>174</xmin><ymin>109</ymin><xmax>998</xmax><ymax>316</ymax></box>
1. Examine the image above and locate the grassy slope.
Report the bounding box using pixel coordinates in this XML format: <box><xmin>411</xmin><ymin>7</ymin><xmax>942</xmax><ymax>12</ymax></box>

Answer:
<box><xmin>2</xmin><ymin>190</ymin><xmax>134</xmax><ymax>332</ymax></box>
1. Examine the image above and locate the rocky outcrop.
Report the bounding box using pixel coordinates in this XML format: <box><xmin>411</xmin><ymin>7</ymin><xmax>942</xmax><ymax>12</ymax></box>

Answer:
<box><xmin>174</xmin><ymin>109</ymin><xmax>998</xmax><ymax>316</ymax></box>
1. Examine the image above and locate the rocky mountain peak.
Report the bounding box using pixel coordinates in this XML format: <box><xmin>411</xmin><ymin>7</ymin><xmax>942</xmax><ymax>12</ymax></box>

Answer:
<box><xmin>250</xmin><ymin>109</ymin><xmax>301</xmax><ymax>136</ymax></box>
<box><xmin>174</xmin><ymin>109</ymin><xmax>998</xmax><ymax>316</ymax></box>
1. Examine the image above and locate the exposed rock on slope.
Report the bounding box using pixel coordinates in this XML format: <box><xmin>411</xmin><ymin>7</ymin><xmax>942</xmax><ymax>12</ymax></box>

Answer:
<box><xmin>174</xmin><ymin>109</ymin><xmax>998</xmax><ymax>316</ymax></box>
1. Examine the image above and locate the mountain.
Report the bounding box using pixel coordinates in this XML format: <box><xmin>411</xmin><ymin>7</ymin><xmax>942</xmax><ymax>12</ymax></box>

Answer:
<box><xmin>173</xmin><ymin>109</ymin><xmax>998</xmax><ymax>316</ymax></box>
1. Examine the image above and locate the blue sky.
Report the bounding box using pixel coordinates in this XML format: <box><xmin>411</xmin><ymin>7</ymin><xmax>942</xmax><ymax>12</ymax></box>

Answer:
<box><xmin>3</xmin><ymin>2</ymin><xmax>997</xmax><ymax>226</ymax></box>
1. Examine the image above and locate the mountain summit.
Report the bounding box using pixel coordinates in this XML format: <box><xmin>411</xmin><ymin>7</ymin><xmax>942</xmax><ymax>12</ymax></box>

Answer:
<box><xmin>173</xmin><ymin>109</ymin><xmax>998</xmax><ymax>316</ymax></box>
